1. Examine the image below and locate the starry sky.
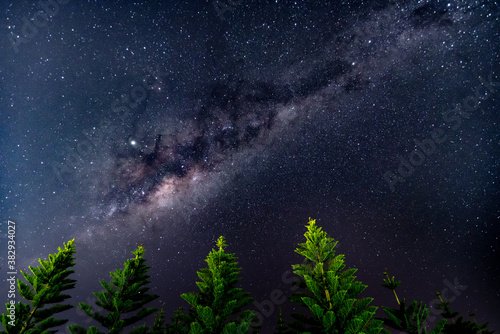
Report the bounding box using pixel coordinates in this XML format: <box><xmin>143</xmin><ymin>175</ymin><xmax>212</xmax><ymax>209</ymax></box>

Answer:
<box><xmin>1</xmin><ymin>0</ymin><xmax>499</xmax><ymax>332</ymax></box>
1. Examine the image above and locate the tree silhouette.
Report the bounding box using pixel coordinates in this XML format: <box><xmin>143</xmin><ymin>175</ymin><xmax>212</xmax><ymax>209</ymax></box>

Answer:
<box><xmin>274</xmin><ymin>307</ymin><xmax>291</xmax><ymax>334</ymax></box>
<box><xmin>378</xmin><ymin>270</ymin><xmax>446</xmax><ymax>334</ymax></box>
<box><xmin>435</xmin><ymin>292</ymin><xmax>493</xmax><ymax>334</ymax></box>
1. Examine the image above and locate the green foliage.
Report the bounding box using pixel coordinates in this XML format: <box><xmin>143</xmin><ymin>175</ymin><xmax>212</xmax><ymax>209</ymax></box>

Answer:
<box><xmin>377</xmin><ymin>270</ymin><xmax>442</xmax><ymax>334</ymax></box>
<box><xmin>148</xmin><ymin>308</ymin><xmax>167</xmax><ymax>334</ymax></box>
<box><xmin>1</xmin><ymin>219</ymin><xmax>496</xmax><ymax>334</ymax></box>
<box><xmin>68</xmin><ymin>246</ymin><xmax>158</xmax><ymax>334</ymax></box>
<box><xmin>0</xmin><ymin>239</ymin><xmax>77</xmax><ymax>334</ymax></box>
<box><xmin>381</xmin><ymin>270</ymin><xmax>401</xmax><ymax>306</ymax></box>
<box><xmin>378</xmin><ymin>271</ymin><xmax>495</xmax><ymax>334</ymax></box>
<box><xmin>289</xmin><ymin>218</ymin><xmax>383</xmax><ymax>334</ymax></box>
<box><xmin>378</xmin><ymin>298</ymin><xmax>444</xmax><ymax>334</ymax></box>
<box><xmin>167</xmin><ymin>307</ymin><xmax>192</xmax><ymax>333</ymax></box>
<box><xmin>274</xmin><ymin>307</ymin><xmax>291</xmax><ymax>334</ymax></box>
<box><xmin>380</xmin><ymin>271</ymin><xmax>401</xmax><ymax>291</ymax></box>
<box><xmin>435</xmin><ymin>293</ymin><xmax>494</xmax><ymax>334</ymax></box>
<box><xmin>378</xmin><ymin>270</ymin><xmax>445</xmax><ymax>334</ymax></box>
<box><xmin>180</xmin><ymin>236</ymin><xmax>256</xmax><ymax>334</ymax></box>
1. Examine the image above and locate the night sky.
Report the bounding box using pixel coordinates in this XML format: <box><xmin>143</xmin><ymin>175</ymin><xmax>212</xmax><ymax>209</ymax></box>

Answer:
<box><xmin>1</xmin><ymin>0</ymin><xmax>499</xmax><ymax>332</ymax></box>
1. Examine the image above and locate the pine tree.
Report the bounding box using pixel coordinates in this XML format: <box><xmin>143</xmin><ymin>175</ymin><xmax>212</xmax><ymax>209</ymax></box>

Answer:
<box><xmin>378</xmin><ymin>270</ymin><xmax>446</xmax><ymax>334</ymax></box>
<box><xmin>289</xmin><ymin>218</ymin><xmax>383</xmax><ymax>334</ymax></box>
<box><xmin>435</xmin><ymin>292</ymin><xmax>493</xmax><ymax>334</ymax></box>
<box><xmin>378</xmin><ymin>272</ymin><xmax>494</xmax><ymax>334</ymax></box>
<box><xmin>143</xmin><ymin>307</ymin><xmax>167</xmax><ymax>334</ymax></box>
<box><xmin>180</xmin><ymin>236</ymin><xmax>256</xmax><ymax>334</ymax></box>
<box><xmin>0</xmin><ymin>239</ymin><xmax>77</xmax><ymax>334</ymax></box>
<box><xmin>274</xmin><ymin>307</ymin><xmax>291</xmax><ymax>334</ymax></box>
<box><xmin>168</xmin><ymin>307</ymin><xmax>191</xmax><ymax>334</ymax></box>
<box><xmin>68</xmin><ymin>246</ymin><xmax>159</xmax><ymax>334</ymax></box>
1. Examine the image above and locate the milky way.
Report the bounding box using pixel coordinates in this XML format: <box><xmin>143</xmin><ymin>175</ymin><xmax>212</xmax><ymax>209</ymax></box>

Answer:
<box><xmin>3</xmin><ymin>1</ymin><xmax>498</xmax><ymax>331</ymax></box>
<box><xmin>77</xmin><ymin>1</ymin><xmax>471</xmax><ymax>232</ymax></box>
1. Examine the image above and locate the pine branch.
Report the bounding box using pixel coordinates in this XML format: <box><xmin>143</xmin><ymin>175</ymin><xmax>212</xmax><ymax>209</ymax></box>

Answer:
<box><xmin>290</xmin><ymin>218</ymin><xmax>383</xmax><ymax>334</ymax></box>
<box><xmin>180</xmin><ymin>236</ymin><xmax>256</xmax><ymax>333</ymax></box>
<box><xmin>434</xmin><ymin>293</ymin><xmax>494</xmax><ymax>334</ymax></box>
<box><xmin>381</xmin><ymin>270</ymin><xmax>401</xmax><ymax>306</ymax></box>
<box><xmin>70</xmin><ymin>245</ymin><xmax>158</xmax><ymax>334</ymax></box>
<box><xmin>0</xmin><ymin>239</ymin><xmax>77</xmax><ymax>334</ymax></box>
